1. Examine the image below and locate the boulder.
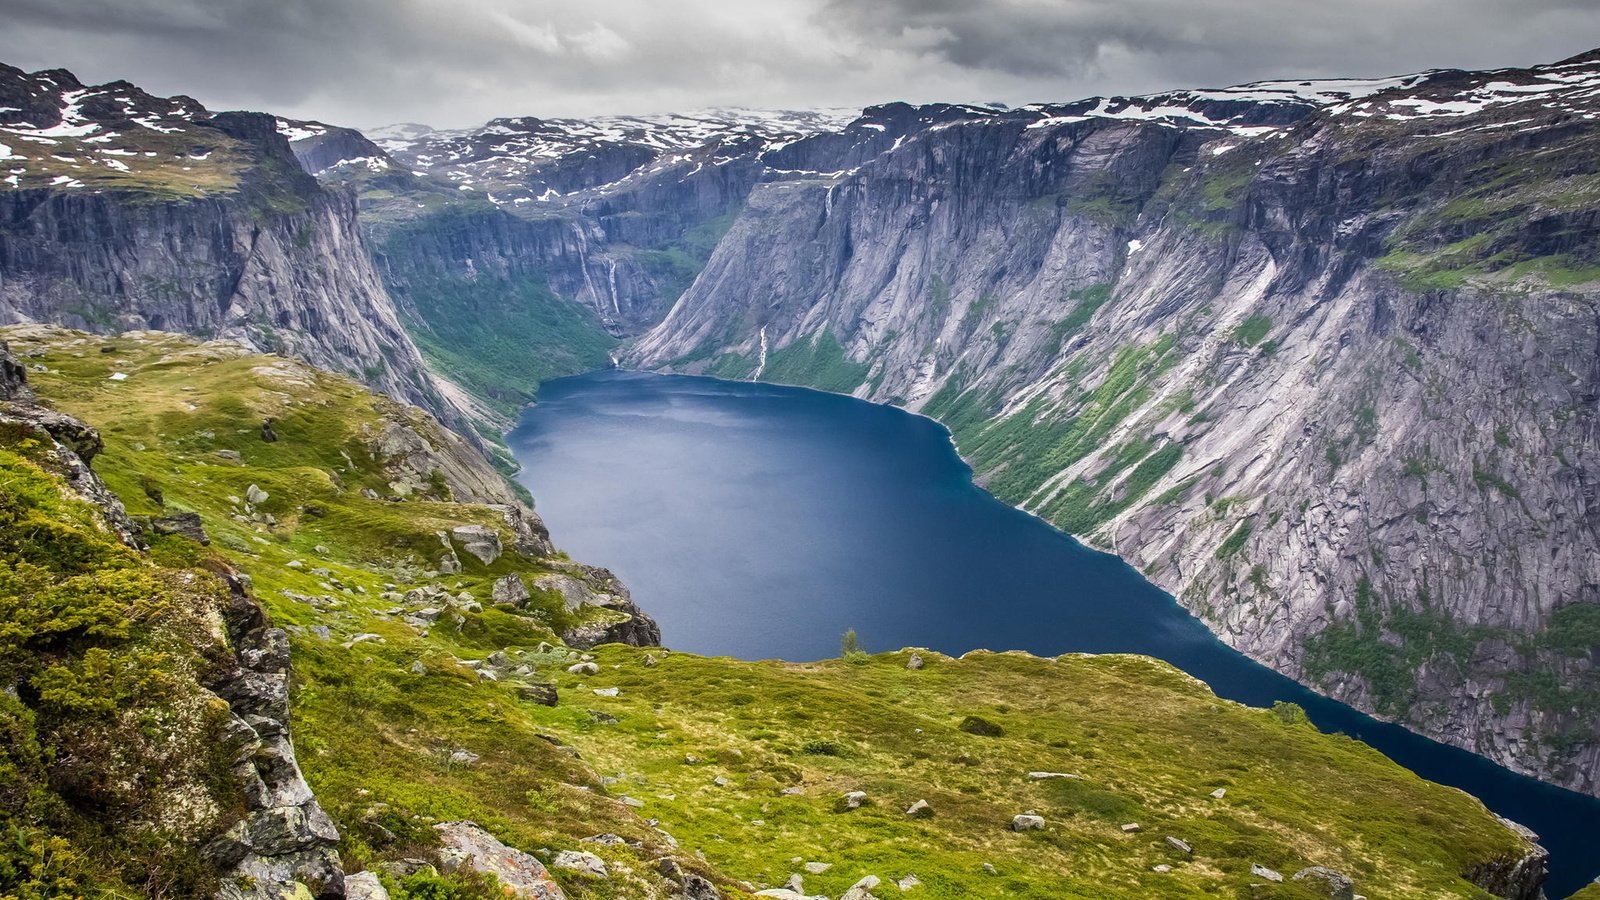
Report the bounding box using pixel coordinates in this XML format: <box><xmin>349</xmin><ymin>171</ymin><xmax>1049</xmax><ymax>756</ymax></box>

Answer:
<box><xmin>567</xmin><ymin>662</ymin><xmax>600</xmax><ymax>676</ymax></box>
<box><xmin>147</xmin><ymin>511</ymin><xmax>210</xmax><ymax>545</ymax></box>
<box><xmin>450</xmin><ymin>525</ymin><xmax>502</xmax><ymax>565</ymax></box>
<box><xmin>433</xmin><ymin>821</ymin><xmax>566</xmax><ymax>899</ymax></box>
<box><xmin>518</xmin><ymin>682</ymin><xmax>563</xmax><ymax>704</ymax></box>
<box><xmin>344</xmin><ymin>872</ymin><xmax>390</xmax><ymax>900</ymax></box>
<box><xmin>842</xmin><ymin>790</ymin><xmax>868</xmax><ymax>810</ymax></box>
<box><xmin>677</xmin><ymin>873</ymin><xmax>722</xmax><ymax>900</ymax></box>
<box><xmin>1164</xmin><ymin>836</ymin><xmax>1193</xmax><ymax>855</ymax></box>
<box><xmin>1251</xmin><ymin>864</ymin><xmax>1284</xmax><ymax>882</ymax></box>
<box><xmin>246</xmin><ymin>484</ymin><xmax>269</xmax><ymax>505</ymax></box>
<box><xmin>906</xmin><ymin>653</ymin><xmax>924</xmax><ymax>670</ymax></box>
<box><xmin>1120</xmin><ymin>823</ymin><xmax>1142</xmax><ymax>833</ymax></box>
<box><xmin>905</xmin><ymin>799</ymin><xmax>931</xmax><ymax>817</ymax></box>
<box><xmin>1010</xmin><ymin>814</ymin><xmax>1045</xmax><ymax>831</ymax></box>
<box><xmin>1292</xmin><ymin>867</ymin><xmax>1354</xmax><ymax>900</ymax></box>
<box><xmin>551</xmin><ymin>850</ymin><xmax>609</xmax><ymax>879</ymax></box>
<box><xmin>492</xmin><ymin>574</ymin><xmax>531</xmax><ymax>607</ymax></box>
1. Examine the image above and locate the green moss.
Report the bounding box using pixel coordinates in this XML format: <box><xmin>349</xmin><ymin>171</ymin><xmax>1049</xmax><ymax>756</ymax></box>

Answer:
<box><xmin>1041</xmin><ymin>284</ymin><xmax>1115</xmax><ymax>359</ymax></box>
<box><xmin>400</xmin><ymin>267</ymin><xmax>616</xmax><ymax>419</ymax></box>
<box><xmin>1214</xmin><ymin>520</ymin><xmax>1253</xmax><ymax>560</ymax></box>
<box><xmin>759</xmin><ymin>330</ymin><xmax>870</xmax><ymax>394</ymax></box>
<box><xmin>1230</xmin><ymin>315</ymin><xmax>1273</xmax><ymax>348</ymax></box>
<box><xmin>3</xmin><ymin>326</ymin><xmax>1543</xmax><ymax>899</ymax></box>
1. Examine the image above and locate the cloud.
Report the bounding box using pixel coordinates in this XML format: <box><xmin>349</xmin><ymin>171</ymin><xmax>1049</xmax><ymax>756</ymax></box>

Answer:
<box><xmin>0</xmin><ymin>0</ymin><xmax>1595</xmax><ymax>128</ymax></box>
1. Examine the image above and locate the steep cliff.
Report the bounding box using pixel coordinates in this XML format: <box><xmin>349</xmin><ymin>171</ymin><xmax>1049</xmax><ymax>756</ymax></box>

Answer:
<box><xmin>0</xmin><ymin>65</ymin><xmax>475</xmax><ymax>436</ymax></box>
<box><xmin>629</xmin><ymin>53</ymin><xmax>1600</xmax><ymax>796</ymax></box>
<box><xmin>0</xmin><ymin>340</ymin><xmax>343</xmax><ymax>899</ymax></box>
<box><xmin>281</xmin><ymin>110</ymin><xmax>861</xmax><ymax>421</ymax></box>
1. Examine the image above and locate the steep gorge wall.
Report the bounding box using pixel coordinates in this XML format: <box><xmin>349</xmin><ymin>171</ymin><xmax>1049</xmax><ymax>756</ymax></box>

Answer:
<box><xmin>630</xmin><ymin>68</ymin><xmax>1600</xmax><ymax>795</ymax></box>
<box><xmin>0</xmin><ymin>161</ymin><xmax>456</xmax><ymax>423</ymax></box>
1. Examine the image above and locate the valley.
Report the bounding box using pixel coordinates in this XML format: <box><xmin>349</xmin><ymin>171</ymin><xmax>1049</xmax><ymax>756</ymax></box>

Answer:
<box><xmin>3</xmin><ymin>39</ymin><xmax>1600</xmax><ymax>900</ymax></box>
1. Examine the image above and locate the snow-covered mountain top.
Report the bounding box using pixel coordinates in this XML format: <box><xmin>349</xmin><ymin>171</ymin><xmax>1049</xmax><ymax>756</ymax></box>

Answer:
<box><xmin>372</xmin><ymin>107</ymin><xmax>861</xmax><ymax>163</ymax></box>
<box><xmin>0</xmin><ymin>64</ymin><xmax>244</xmax><ymax>193</ymax></box>
<box><xmin>1325</xmin><ymin>52</ymin><xmax>1600</xmax><ymax>124</ymax></box>
<box><xmin>1018</xmin><ymin>72</ymin><xmax>1437</xmax><ymax>136</ymax></box>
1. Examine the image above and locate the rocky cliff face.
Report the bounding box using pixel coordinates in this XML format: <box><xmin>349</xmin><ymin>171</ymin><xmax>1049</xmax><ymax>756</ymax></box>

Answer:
<box><xmin>0</xmin><ymin>340</ymin><xmax>343</xmax><ymax>898</ymax></box>
<box><xmin>0</xmin><ymin>65</ymin><xmax>473</xmax><ymax>436</ymax></box>
<box><xmin>629</xmin><ymin>53</ymin><xmax>1600</xmax><ymax>796</ymax></box>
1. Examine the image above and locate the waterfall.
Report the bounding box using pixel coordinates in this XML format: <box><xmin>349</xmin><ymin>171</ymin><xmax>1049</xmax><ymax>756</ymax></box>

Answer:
<box><xmin>571</xmin><ymin>223</ymin><xmax>601</xmax><ymax>309</ymax></box>
<box><xmin>607</xmin><ymin>259</ymin><xmax>621</xmax><ymax>315</ymax></box>
<box><xmin>753</xmin><ymin>326</ymin><xmax>769</xmax><ymax>380</ymax></box>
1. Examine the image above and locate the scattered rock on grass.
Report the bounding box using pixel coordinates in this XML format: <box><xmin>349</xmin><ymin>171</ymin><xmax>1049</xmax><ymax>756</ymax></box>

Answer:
<box><xmin>1292</xmin><ymin>867</ymin><xmax>1354</xmax><ymax>900</ymax></box>
<box><xmin>433</xmin><ymin>821</ymin><xmax>566</xmax><ymax>899</ymax></box>
<box><xmin>344</xmin><ymin>872</ymin><xmax>390</xmax><ymax>900</ymax></box>
<box><xmin>1251</xmin><ymin>864</ymin><xmax>1284</xmax><ymax>882</ymax></box>
<box><xmin>551</xmin><ymin>850</ymin><xmax>609</xmax><ymax>879</ymax></box>
<box><xmin>1010</xmin><ymin>814</ymin><xmax>1045</xmax><ymax>831</ymax></box>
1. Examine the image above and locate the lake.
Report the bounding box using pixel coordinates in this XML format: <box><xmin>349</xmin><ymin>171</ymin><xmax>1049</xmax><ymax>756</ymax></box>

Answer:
<box><xmin>508</xmin><ymin>369</ymin><xmax>1600</xmax><ymax>896</ymax></box>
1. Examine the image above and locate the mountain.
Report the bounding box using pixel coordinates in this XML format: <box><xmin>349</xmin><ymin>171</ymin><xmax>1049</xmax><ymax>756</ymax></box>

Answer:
<box><xmin>0</xmin><ymin>330</ymin><xmax>1550</xmax><ymax>898</ymax></box>
<box><xmin>0</xmin><ymin>64</ymin><xmax>484</xmax><ymax>440</ymax></box>
<box><xmin>616</xmin><ymin>51</ymin><xmax>1600</xmax><ymax>797</ymax></box>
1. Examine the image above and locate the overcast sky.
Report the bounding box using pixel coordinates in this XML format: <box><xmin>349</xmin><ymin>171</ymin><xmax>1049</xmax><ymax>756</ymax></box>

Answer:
<box><xmin>2</xmin><ymin>0</ymin><xmax>1598</xmax><ymax>129</ymax></box>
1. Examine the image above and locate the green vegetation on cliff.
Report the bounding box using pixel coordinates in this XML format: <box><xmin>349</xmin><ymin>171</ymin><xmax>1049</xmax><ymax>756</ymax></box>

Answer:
<box><xmin>0</xmin><ymin>327</ymin><xmax>1547</xmax><ymax>899</ymax></box>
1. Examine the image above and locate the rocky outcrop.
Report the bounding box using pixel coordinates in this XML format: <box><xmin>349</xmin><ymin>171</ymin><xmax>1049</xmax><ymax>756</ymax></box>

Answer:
<box><xmin>433</xmin><ymin>821</ymin><xmax>565</xmax><ymax>900</ymax></box>
<box><xmin>0</xmin><ymin>366</ymin><xmax>342</xmax><ymax>898</ymax></box>
<box><xmin>1465</xmin><ymin>818</ymin><xmax>1552</xmax><ymax>900</ymax></box>
<box><xmin>205</xmin><ymin>572</ymin><xmax>345</xmax><ymax>900</ymax></box>
<box><xmin>539</xmin><ymin>565</ymin><xmax>663</xmax><ymax>649</ymax></box>
<box><xmin>629</xmin><ymin>53</ymin><xmax>1600</xmax><ymax>795</ymax></box>
<box><xmin>0</xmin><ymin>342</ymin><xmax>139</xmax><ymax>545</ymax></box>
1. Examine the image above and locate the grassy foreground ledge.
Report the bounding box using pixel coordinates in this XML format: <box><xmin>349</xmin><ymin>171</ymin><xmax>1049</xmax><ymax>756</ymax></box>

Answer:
<box><xmin>1</xmin><ymin>325</ymin><xmax>1542</xmax><ymax>899</ymax></box>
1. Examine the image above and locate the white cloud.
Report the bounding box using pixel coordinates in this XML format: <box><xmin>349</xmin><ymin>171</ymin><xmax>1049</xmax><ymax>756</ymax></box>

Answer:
<box><xmin>0</xmin><ymin>0</ymin><xmax>1595</xmax><ymax>128</ymax></box>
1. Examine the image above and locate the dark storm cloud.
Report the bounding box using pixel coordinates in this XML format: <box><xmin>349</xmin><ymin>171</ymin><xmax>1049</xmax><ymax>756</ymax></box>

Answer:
<box><xmin>0</xmin><ymin>0</ymin><xmax>1596</xmax><ymax>128</ymax></box>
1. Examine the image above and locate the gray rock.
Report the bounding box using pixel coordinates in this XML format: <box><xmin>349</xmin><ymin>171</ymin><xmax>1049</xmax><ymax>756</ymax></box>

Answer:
<box><xmin>215</xmin><ymin>449</ymin><xmax>243</xmax><ymax>462</ymax></box>
<box><xmin>434</xmin><ymin>821</ymin><xmax>566</xmax><ymax>898</ymax></box>
<box><xmin>842</xmin><ymin>790</ymin><xmax>868</xmax><ymax>810</ymax></box>
<box><xmin>450</xmin><ymin>524</ymin><xmax>502</xmax><ymax>565</ymax></box>
<box><xmin>551</xmin><ymin>850</ymin><xmax>609</xmax><ymax>879</ymax></box>
<box><xmin>1164</xmin><ymin>837</ymin><xmax>1193</xmax><ymax>855</ymax></box>
<box><xmin>567</xmin><ymin>662</ymin><xmax>600</xmax><ymax>676</ymax></box>
<box><xmin>345</xmin><ymin>871</ymin><xmax>391</xmax><ymax>900</ymax></box>
<box><xmin>1010</xmin><ymin>814</ymin><xmax>1045</xmax><ymax>831</ymax></box>
<box><xmin>1120</xmin><ymin>823</ymin><xmax>1141</xmax><ymax>833</ymax></box>
<box><xmin>905</xmin><ymin>799</ymin><xmax>931</xmax><ymax>817</ymax></box>
<box><xmin>493</xmin><ymin>574</ymin><xmax>531</xmax><ymax>606</ymax></box>
<box><xmin>1292</xmin><ymin>867</ymin><xmax>1354</xmax><ymax>900</ymax></box>
<box><xmin>517</xmin><ymin>683</ymin><xmax>558</xmax><ymax>706</ymax></box>
<box><xmin>1251</xmin><ymin>864</ymin><xmax>1284</xmax><ymax>882</ymax></box>
<box><xmin>246</xmin><ymin>484</ymin><xmax>268</xmax><ymax>505</ymax></box>
<box><xmin>906</xmin><ymin>652</ymin><xmax>924</xmax><ymax>670</ymax></box>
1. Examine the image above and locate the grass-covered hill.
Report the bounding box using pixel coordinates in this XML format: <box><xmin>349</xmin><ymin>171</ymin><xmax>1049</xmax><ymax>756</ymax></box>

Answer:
<box><xmin>0</xmin><ymin>325</ymin><xmax>1548</xmax><ymax>899</ymax></box>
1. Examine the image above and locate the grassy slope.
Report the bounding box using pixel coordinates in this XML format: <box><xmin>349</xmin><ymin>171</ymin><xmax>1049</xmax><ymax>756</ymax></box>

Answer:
<box><xmin>3</xmin><ymin>326</ymin><xmax>1539</xmax><ymax>899</ymax></box>
<box><xmin>403</xmin><ymin>273</ymin><xmax>617</xmax><ymax>423</ymax></box>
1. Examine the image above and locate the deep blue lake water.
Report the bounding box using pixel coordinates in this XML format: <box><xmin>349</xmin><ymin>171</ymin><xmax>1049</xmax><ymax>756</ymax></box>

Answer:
<box><xmin>508</xmin><ymin>369</ymin><xmax>1600</xmax><ymax>896</ymax></box>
